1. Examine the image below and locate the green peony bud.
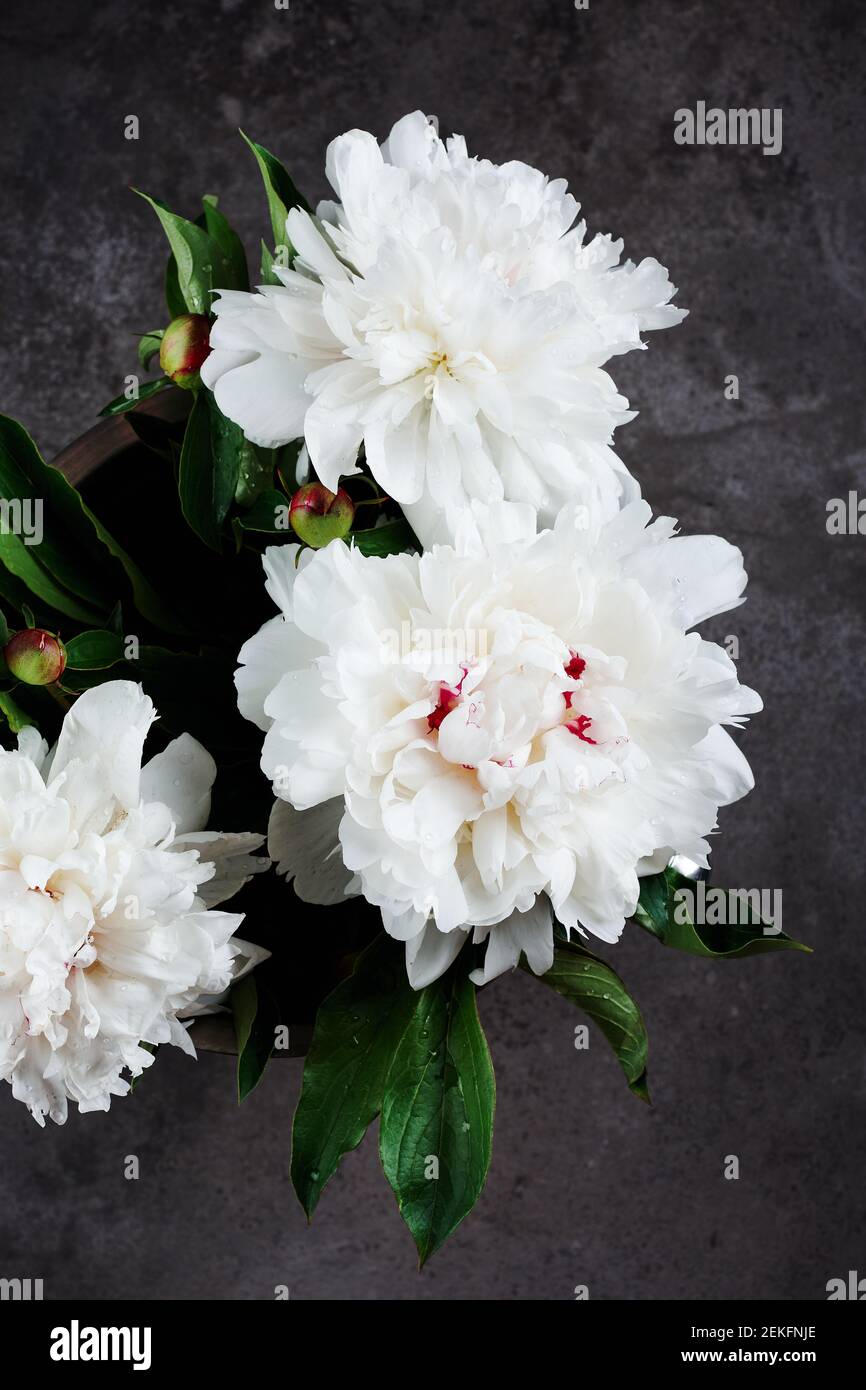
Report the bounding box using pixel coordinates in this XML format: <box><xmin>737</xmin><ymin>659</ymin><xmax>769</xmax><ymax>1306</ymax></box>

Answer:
<box><xmin>289</xmin><ymin>483</ymin><xmax>355</xmax><ymax>548</ymax></box>
<box><xmin>159</xmin><ymin>314</ymin><xmax>212</xmax><ymax>389</ymax></box>
<box><xmin>4</xmin><ymin>629</ymin><xmax>67</xmax><ymax>685</ymax></box>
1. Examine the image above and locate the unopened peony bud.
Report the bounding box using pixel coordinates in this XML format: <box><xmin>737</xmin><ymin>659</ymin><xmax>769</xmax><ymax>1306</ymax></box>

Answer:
<box><xmin>159</xmin><ymin>314</ymin><xmax>212</xmax><ymax>389</ymax></box>
<box><xmin>289</xmin><ymin>483</ymin><xmax>355</xmax><ymax>548</ymax></box>
<box><xmin>4</xmin><ymin>629</ymin><xmax>67</xmax><ymax>685</ymax></box>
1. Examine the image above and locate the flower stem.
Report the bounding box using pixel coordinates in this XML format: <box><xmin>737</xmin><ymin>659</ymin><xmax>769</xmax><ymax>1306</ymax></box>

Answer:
<box><xmin>46</xmin><ymin>683</ymin><xmax>72</xmax><ymax>712</ymax></box>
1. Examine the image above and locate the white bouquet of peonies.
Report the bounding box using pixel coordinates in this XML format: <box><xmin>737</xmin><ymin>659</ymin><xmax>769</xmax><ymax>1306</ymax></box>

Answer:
<box><xmin>0</xmin><ymin>113</ymin><xmax>806</xmax><ymax>1260</ymax></box>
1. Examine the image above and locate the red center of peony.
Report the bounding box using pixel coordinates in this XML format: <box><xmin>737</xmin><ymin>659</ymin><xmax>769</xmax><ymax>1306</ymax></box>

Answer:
<box><xmin>566</xmin><ymin>713</ymin><xmax>597</xmax><ymax>744</ymax></box>
<box><xmin>428</xmin><ymin>665</ymin><xmax>470</xmax><ymax>732</ymax></box>
<box><xmin>564</xmin><ymin>650</ymin><xmax>586</xmax><ymax>681</ymax></box>
<box><xmin>562</xmin><ymin>650</ymin><xmax>595</xmax><ymax>742</ymax></box>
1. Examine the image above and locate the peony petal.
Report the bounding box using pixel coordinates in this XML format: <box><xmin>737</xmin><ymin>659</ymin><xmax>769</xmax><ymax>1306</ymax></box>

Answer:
<box><xmin>50</xmin><ymin>681</ymin><xmax>156</xmax><ymax>811</ymax></box>
<box><xmin>211</xmin><ymin>351</ymin><xmax>310</xmax><ymax>450</ymax></box>
<box><xmin>175</xmin><ymin>830</ymin><xmax>268</xmax><ymax>907</ymax></box>
<box><xmin>405</xmin><ymin>919</ymin><xmax>469</xmax><ymax>989</ymax></box>
<box><xmin>287</xmin><ymin>207</ymin><xmax>351</xmax><ymax>281</ymax></box>
<box><xmin>267</xmin><ymin>797</ymin><xmax>355</xmax><ymax>905</ymax></box>
<box><xmin>470</xmin><ymin>897</ymin><xmax>554</xmax><ymax>985</ymax></box>
<box><xmin>141</xmin><ymin>734</ymin><xmax>216</xmax><ymax>834</ymax></box>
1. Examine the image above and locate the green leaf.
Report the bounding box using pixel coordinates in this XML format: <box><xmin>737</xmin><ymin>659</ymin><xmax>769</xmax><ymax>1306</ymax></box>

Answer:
<box><xmin>0</xmin><ymin>426</ymin><xmax>109</xmax><ymax>610</ymax></box>
<box><xmin>64</xmin><ymin>629</ymin><xmax>125</xmax><ymax>670</ymax></box>
<box><xmin>177</xmin><ymin>392</ymin><xmax>240</xmax><ymax>550</ymax></box>
<box><xmin>135</xmin><ymin>190</ymin><xmax>228</xmax><ymax>315</ymax></box>
<box><xmin>0</xmin><ymin>417</ymin><xmax>115</xmax><ymax>623</ymax></box>
<box><xmin>259</xmin><ymin>239</ymin><xmax>280</xmax><ymax>287</ymax></box>
<box><xmin>0</xmin><ymin>608</ymin><xmax>8</xmax><ymax>645</ymax></box>
<box><xmin>240</xmin><ymin>130</ymin><xmax>312</xmax><ymax>257</ymax></box>
<box><xmin>0</xmin><ymin>564</ymin><xmax>34</xmax><ymax>619</ymax></box>
<box><xmin>291</xmin><ymin>934</ymin><xmax>419</xmax><ymax>1220</ymax></box>
<box><xmin>165</xmin><ymin>253</ymin><xmax>186</xmax><ymax>318</ymax></box>
<box><xmin>137</xmin><ymin>331</ymin><xmax>164</xmax><ymax>371</ymax></box>
<box><xmin>0</xmin><ymin>689</ymin><xmax>35</xmax><ymax>733</ymax></box>
<box><xmin>235</xmin><ymin>489</ymin><xmax>291</xmax><ymax>533</ymax></box>
<box><xmin>234</xmin><ymin>444</ymin><xmax>273</xmax><ymax>508</ymax></box>
<box><xmin>98</xmin><ymin>377</ymin><xmax>170</xmax><ymax>417</ymax></box>
<box><xmin>231</xmin><ymin>440</ymin><xmax>265</xmax><ymax>509</ymax></box>
<box><xmin>349</xmin><ymin>518</ymin><xmax>418</xmax><ymax>557</ymax></box>
<box><xmin>0</xmin><ymin>414</ymin><xmax>184</xmax><ymax>634</ymax></box>
<box><xmin>106</xmin><ymin>600</ymin><xmax>124</xmax><ymax>636</ymax></box>
<box><xmin>124</xmin><ymin>409</ymin><xmax>179</xmax><ymax>458</ymax></box>
<box><xmin>380</xmin><ymin>963</ymin><xmax>495</xmax><ymax>1265</ymax></box>
<box><xmin>5</xmin><ymin>563</ymin><xmax>95</xmax><ymax>634</ymax></box>
<box><xmin>634</xmin><ymin>866</ymin><xmax>811</xmax><ymax>958</ymax></box>
<box><xmin>231</xmin><ymin>973</ymin><xmax>278</xmax><ymax>1103</ymax></box>
<box><xmin>522</xmin><ymin>935</ymin><xmax>649</xmax><ymax>1101</ymax></box>
<box><xmin>178</xmin><ymin>394</ymin><xmax>214</xmax><ymax>546</ymax></box>
<box><xmin>202</xmin><ymin>195</ymin><xmax>249</xmax><ymax>292</ymax></box>
<box><xmin>208</xmin><ymin>394</ymin><xmax>245</xmax><ymax>511</ymax></box>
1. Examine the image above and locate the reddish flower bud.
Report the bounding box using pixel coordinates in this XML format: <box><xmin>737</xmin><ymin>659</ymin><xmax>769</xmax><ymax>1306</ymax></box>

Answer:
<box><xmin>159</xmin><ymin>314</ymin><xmax>212</xmax><ymax>389</ymax></box>
<box><xmin>4</xmin><ymin>629</ymin><xmax>67</xmax><ymax>686</ymax></box>
<box><xmin>289</xmin><ymin>483</ymin><xmax>355</xmax><ymax>548</ymax></box>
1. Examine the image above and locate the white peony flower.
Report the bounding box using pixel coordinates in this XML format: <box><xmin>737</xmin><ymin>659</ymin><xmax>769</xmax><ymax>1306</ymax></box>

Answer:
<box><xmin>0</xmin><ymin>681</ymin><xmax>267</xmax><ymax>1125</ymax></box>
<box><xmin>203</xmin><ymin>111</ymin><xmax>686</xmax><ymax>544</ymax></box>
<box><xmin>236</xmin><ymin>500</ymin><xmax>761</xmax><ymax>989</ymax></box>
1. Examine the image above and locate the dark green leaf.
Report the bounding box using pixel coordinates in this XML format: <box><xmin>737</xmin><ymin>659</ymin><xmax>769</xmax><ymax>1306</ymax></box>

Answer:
<box><xmin>64</xmin><ymin>629</ymin><xmax>126</xmax><ymax>670</ymax></box>
<box><xmin>202</xmin><ymin>195</ymin><xmax>250</xmax><ymax>292</ymax></box>
<box><xmin>234</xmin><ymin>444</ymin><xmax>273</xmax><ymax>508</ymax></box>
<box><xmin>98</xmin><ymin>377</ymin><xmax>170</xmax><ymax>417</ymax></box>
<box><xmin>60</xmin><ymin>642</ymin><xmax>198</xmax><ymax>692</ymax></box>
<box><xmin>207</xmin><ymin>393</ymin><xmax>245</xmax><ymax>529</ymax></box>
<box><xmin>178</xmin><ymin>394</ymin><xmax>215</xmax><ymax>545</ymax></box>
<box><xmin>0</xmin><ymin>563</ymin><xmax>34</xmax><ymax>618</ymax></box>
<box><xmin>0</xmin><ymin>415</ymin><xmax>117</xmax><ymax>623</ymax></box>
<box><xmin>177</xmin><ymin>392</ymin><xmax>240</xmax><ymax>550</ymax></box>
<box><xmin>522</xmin><ymin>936</ymin><xmax>649</xmax><ymax>1101</ymax></box>
<box><xmin>380</xmin><ymin>962</ymin><xmax>495</xmax><ymax>1265</ymax></box>
<box><xmin>0</xmin><ymin>412</ymin><xmax>181</xmax><ymax>632</ymax></box>
<box><xmin>135</xmin><ymin>190</ymin><xmax>228</xmax><ymax>315</ymax></box>
<box><xmin>137</xmin><ymin>331</ymin><xmax>164</xmax><ymax>371</ymax></box>
<box><xmin>124</xmin><ymin>408</ymin><xmax>180</xmax><ymax>458</ymax></box>
<box><xmin>235</xmin><ymin>490</ymin><xmax>291</xmax><ymax>533</ymax></box>
<box><xmin>232</xmin><ymin>973</ymin><xmax>278</xmax><ymax>1102</ymax></box>
<box><xmin>0</xmin><ymin>608</ymin><xmax>9</xmax><ymax>645</ymax></box>
<box><xmin>165</xmin><ymin>253</ymin><xmax>186</xmax><ymax>318</ymax></box>
<box><xmin>291</xmin><ymin>934</ymin><xmax>419</xmax><ymax>1220</ymax></box>
<box><xmin>0</xmin><ymin>689</ymin><xmax>35</xmax><ymax>733</ymax></box>
<box><xmin>634</xmin><ymin>867</ymin><xmax>810</xmax><ymax>958</ymax></box>
<box><xmin>349</xmin><ymin>518</ymin><xmax>418</xmax><ymax>557</ymax></box>
<box><xmin>106</xmin><ymin>600</ymin><xmax>124</xmax><ymax>636</ymax></box>
<box><xmin>259</xmin><ymin>238</ymin><xmax>280</xmax><ymax>287</ymax></box>
<box><xmin>240</xmin><ymin>130</ymin><xmax>313</xmax><ymax>256</ymax></box>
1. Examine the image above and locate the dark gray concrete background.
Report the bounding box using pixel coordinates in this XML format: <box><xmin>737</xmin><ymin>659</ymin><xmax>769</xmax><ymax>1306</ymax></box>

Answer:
<box><xmin>1</xmin><ymin>0</ymin><xmax>864</xmax><ymax>1300</ymax></box>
